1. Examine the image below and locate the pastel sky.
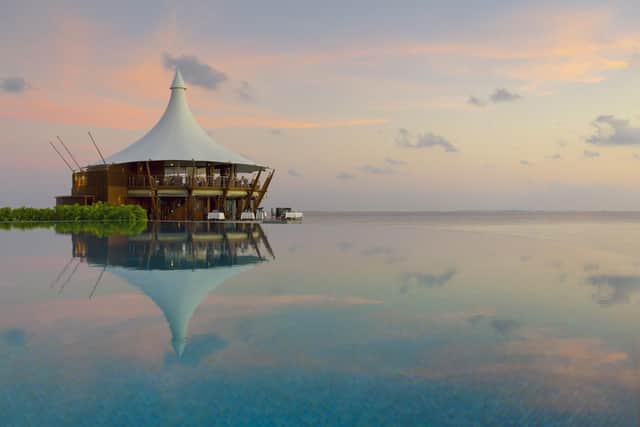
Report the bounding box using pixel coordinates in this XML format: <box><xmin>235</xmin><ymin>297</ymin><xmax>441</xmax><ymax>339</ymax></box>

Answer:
<box><xmin>4</xmin><ymin>0</ymin><xmax>640</xmax><ymax>210</ymax></box>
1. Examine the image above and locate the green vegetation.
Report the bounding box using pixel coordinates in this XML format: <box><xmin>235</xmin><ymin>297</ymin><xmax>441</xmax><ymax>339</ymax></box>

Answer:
<box><xmin>0</xmin><ymin>203</ymin><xmax>147</xmax><ymax>223</ymax></box>
<box><xmin>0</xmin><ymin>203</ymin><xmax>148</xmax><ymax>237</ymax></box>
<box><xmin>0</xmin><ymin>220</ymin><xmax>148</xmax><ymax>237</ymax></box>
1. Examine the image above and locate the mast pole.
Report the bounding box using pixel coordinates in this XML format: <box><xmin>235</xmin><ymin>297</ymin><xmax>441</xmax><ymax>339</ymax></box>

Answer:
<box><xmin>56</xmin><ymin>136</ymin><xmax>82</xmax><ymax>169</ymax></box>
<box><xmin>48</xmin><ymin>141</ymin><xmax>74</xmax><ymax>172</ymax></box>
<box><xmin>87</xmin><ymin>131</ymin><xmax>107</xmax><ymax>165</ymax></box>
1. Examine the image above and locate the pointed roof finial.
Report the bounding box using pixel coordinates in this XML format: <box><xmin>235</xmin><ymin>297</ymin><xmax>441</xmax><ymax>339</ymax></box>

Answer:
<box><xmin>171</xmin><ymin>68</ymin><xmax>186</xmax><ymax>90</ymax></box>
<box><xmin>172</xmin><ymin>338</ymin><xmax>187</xmax><ymax>358</ymax></box>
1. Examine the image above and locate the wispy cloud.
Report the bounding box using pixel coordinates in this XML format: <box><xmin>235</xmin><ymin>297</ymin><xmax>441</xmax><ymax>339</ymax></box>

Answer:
<box><xmin>464</xmin><ymin>313</ymin><xmax>522</xmax><ymax>339</ymax></box>
<box><xmin>469</xmin><ymin>89</ymin><xmax>522</xmax><ymax>107</ymax></box>
<box><xmin>236</xmin><ymin>80</ymin><xmax>256</xmax><ymax>102</ymax></box>
<box><xmin>337</xmin><ymin>241</ymin><xmax>354</xmax><ymax>252</ymax></box>
<box><xmin>584</xmin><ymin>149</ymin><xmax>600</xmax><ymax>158</ymax></box>
<box><xmin>587</xmin><ymin>274</ymin><xmax>640</xmax><ymax>307</ymax></box>
<box><xmin>395</xmin><ymin>128</ymin><xmax>458</xmax><ymax>152</ymax></box>
<box><xmin>0</xmin><ymin>77</ymin><xmax>28</xmax><ymax>93</ymax></box>
<box><xmin>490</xmin><ymin>88</ymin><xmax>522</xmax><ymax>103</ymax></box>
<box><xmin>361</xmin><ymin>246</ymin><xmax>394</xmax><ymax>257</ymax></box>
<box><xmin>467</xmin><ymin>96</ymin><xmax>485</xmax><ymax>107</ymax></box>
<box><xmin>288</xmin><ymin>168</ymin><xmax>301</xmax><ymax>177</ymax></box>
<box><xmin>586</xmin><ymin>115</ymin><xmax>640</xmax><ymax>145</ymax></box>
<box><xmin>360</xmin><ymin>246</ymin><xmax>405</xmax><ymax>264</ymax></box>
<box><xmin>584</xmin><ymin>263</ymin><xmax>600</xmax><ymax>272</ymax></box>
<box><xmin>385</xmin><ymin>157</ymin><xmax>407</xmax><ymax>166</ymax></box>
<box><xmin>360</xmin><ymin>164</ymin><xmax>393</xmax><ymax>175</ymax></box>
<box><xmin>163</xmin><ymin>53</ymin><xmax>227</xmax><ymax>90</ymax></box>
<box><xmin>336</xmin><ymin>172</ymin><xmax>355</xmax><ymax>180</ymax></box>
<box><xmin>545</xmin><ymin>154</ymin><xmax>562</xmax><ymax>160</ymax></box>
<box><xmin>520</xmin><ymin>160</ymin><xmax>532</xmax><ymax>166</ymax></box>
<box><xmin>402</xmin><ymin>268</ymin><xmax>457</xmax><ymax>288</ymax></box>
<box><xmin>267</xmin><ymin>118</ymin><xmax>386</xmax><ymax>129</ymax></box>
<box><xmin>491</xmin><ymin>318</ymin><xmax>521</xmax><ymax>337</ymax></box>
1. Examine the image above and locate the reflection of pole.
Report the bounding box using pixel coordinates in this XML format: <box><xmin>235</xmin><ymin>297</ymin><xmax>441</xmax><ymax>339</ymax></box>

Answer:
<box><xmin>248</xmin><ymin>225</ymin><xmax>263</xmax><ymax>259</ymax></box>
<box><xmin>50</xmin><ymin>257</ymin><xmax>74</xmax><ymax>288</ymax></box>
<box><xmin>145</xmin><ymin>222</ymin><xmax>158</xmax><ymax>270</ymax></box>
<box><xmin>58</xmin><ymin>259</ymin><xmax>81</xmax><ymax>294</ymax></box>
<box><xmin>89</xmin><ymin>265</ymin><xmax>107</xmax><ymax>299</ymax></box>
<box><xmin>256</xmin><ymin>224</ymin><xmax>275</xmax><ymax>259</ymax></box>
<box><xmin>222</xmin><ymin>232</ymin><xmax>233</xmax><ymax>264</ymax></box>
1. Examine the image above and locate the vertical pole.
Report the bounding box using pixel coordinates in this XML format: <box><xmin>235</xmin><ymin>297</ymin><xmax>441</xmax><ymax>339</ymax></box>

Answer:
<box><xmin>87</xmin><ymin>131</ymin><xmax>107</xmax><ymax>165</ymax></box>
<box><xmin>146</xmin><ymin>160</ymin><xmax>159</xmax><ymax>221</ymax></box>
<box><xmin>190</xmin><ymin>159</ymin><xmax>196</xmax><ymax>221</ymax></box>
<box><xmin>221</xmin><ymin>166</ymin><xmax>231</xmax><ymax>219</ymax></box>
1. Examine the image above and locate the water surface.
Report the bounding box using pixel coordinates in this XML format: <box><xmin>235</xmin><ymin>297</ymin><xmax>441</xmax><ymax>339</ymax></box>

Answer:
<box><xmin>2</xmin><ymin>213</ymin><xmax>640</xmax><ymax>425</ymax></box>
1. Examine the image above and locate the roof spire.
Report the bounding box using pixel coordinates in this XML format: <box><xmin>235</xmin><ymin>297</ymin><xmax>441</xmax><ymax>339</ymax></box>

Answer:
<box><xmin>170</xmin><ymin>68</ymin><xmax>186</xmax><ymax>90</ymax></box>
<box><xmin>172</xmin><ymin>338</ymin><xmax>187</xmax><ymax>358</ymax></box>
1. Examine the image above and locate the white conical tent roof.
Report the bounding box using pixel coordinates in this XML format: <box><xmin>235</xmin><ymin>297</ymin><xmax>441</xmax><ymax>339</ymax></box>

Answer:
<box><xmin>110</xmin><ymin>264</ymin><xmax>254</xmax><ymax>357</ymax></box>
<box><xmin>104</xmin><ymin>69</ymin><xmax>264</xmax><ymax>172</ymax></box>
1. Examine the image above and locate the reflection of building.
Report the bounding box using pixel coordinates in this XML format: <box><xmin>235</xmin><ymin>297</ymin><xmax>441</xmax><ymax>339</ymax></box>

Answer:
<box><xmin>72</xmin><ymin>223</ymin><xmax>273</xmax><ymax>356</ymax></box>
<box><xmin>57</xmin><ymin>70</ymin><xmax>274</xmax><ymax>220</ymax></box>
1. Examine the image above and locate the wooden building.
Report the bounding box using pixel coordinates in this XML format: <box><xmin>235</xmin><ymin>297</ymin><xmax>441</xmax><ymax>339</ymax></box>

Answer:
<box><xmin>56</xmin><ymin>70</ymin><xmax>274</xmax><ymax>221</ymax></box>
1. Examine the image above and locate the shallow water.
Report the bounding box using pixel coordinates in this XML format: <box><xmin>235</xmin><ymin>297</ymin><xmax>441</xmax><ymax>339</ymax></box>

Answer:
<box><xmin>2</xmin><ymin>213</ymin><xmax>640</xmax><ymax>426</ymax></box>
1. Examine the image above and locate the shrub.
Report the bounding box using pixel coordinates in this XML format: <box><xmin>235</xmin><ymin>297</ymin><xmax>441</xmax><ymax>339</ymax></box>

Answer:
<box><xmin>0</xmin><ymin>203</ymin><xmax>148</xmax><ymax>224</ymax></box>
<box><xmin>0</xmin><ymin>221</ymin><xmax>147</xmax><ymax>237</ymax></box>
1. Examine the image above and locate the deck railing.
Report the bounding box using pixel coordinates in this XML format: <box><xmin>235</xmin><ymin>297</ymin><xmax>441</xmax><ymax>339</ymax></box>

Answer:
<box><xmin>128</xmin><ymin>175</ymin><xmax>256</xmax><ymax>189</ymax></box>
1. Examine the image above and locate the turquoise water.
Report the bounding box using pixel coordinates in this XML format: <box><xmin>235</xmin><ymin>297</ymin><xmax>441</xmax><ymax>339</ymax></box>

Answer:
<box><xmin>2</xmin><ymin>213</ymin><xmax>640</xmax><ymax>425</ymax></box>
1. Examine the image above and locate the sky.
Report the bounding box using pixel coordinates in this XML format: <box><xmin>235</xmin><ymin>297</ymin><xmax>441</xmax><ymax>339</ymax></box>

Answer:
<box><xmin>4</xmin><ymin>0</ymin><xmax>640</xmax><ymax>210</ymax></box>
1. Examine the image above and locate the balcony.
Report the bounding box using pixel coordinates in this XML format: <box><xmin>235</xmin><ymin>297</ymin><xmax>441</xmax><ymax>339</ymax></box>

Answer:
<box><xmin>128</xmin><ymin>175</ymin><xmax>256</xmax><ymax>189</ymax></box>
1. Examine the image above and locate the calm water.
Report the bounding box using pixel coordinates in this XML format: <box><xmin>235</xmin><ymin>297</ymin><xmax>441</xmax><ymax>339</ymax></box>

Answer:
<box><xmin>2</xmin><ymin>213</ymin><xmax>640</xmax><ymax>426</ymax></box>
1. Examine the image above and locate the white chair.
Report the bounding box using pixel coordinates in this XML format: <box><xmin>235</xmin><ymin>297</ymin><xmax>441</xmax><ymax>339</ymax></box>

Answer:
<box><xmin>207</xmin><ymin>211</ymin><xmax>225</xmax><ymax>220</ymax></box>
<box><xmin>240</xmin><ymin>211</ymin><xmax>256</xmax><ymax>220</ymax></box>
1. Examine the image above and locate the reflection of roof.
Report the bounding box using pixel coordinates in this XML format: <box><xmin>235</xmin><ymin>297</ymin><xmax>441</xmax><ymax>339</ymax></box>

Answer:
<box><xmin>110</xmin><ymin>264</ymin><xmax>255</xmax><ymax>357</ymax></box>
<box><xmin>71</xmin><ymin>222</ymin><xmax>273</xmax><ymax>357</ymax></box>
<box><xmin>103</xmin><ymin>69</ymin><xmax>264</xmax><ymax>172</ymax></box>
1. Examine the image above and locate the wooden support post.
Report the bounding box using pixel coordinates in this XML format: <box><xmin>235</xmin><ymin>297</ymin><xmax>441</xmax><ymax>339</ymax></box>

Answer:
<box><xmin>254</xmin><ymin>169</ymin><xmax>275</xmax><ymax>212</ymax></box>
<box><xmin>238</xmin><ymin>199</ymin><xmax>246</xmax><ymax>217</ymax></box>
<box><xmin>145</xmin><ymin>160</ymin><xmax>160</xmax><ymax>220</ymax></box>
<box><xmin>190</xmin><ymin>159</ymin><xmax>196</xmax><ymax>220</ymax></box>
<box><xmin>240</xmin><ymin>170</ymin><xmax>262</xmax><ymax>216</ymax></box>
<box><xmin>221</xmin><ymin>168</ymin><xmax>231</xmax><ymax>219</ymax></box>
